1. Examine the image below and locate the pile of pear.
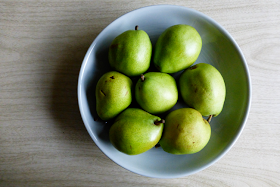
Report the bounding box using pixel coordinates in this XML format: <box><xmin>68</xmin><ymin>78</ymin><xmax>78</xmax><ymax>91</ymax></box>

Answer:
<box><xmin>95</xmin><ymin>24</ymin><xmax>226</xmax><ymax>155</ymax></box>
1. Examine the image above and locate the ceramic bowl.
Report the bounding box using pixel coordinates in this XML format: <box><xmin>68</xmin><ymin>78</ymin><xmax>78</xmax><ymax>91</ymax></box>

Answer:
<box><xmin>78</xmin><ymin>5</ymin><xmax>251</xmax><ymax>178</ymax></box>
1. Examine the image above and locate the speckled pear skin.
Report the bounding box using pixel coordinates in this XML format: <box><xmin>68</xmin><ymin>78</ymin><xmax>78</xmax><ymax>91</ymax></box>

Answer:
<box><xmin>95</xmin><ymin>71</ymin><xmax>133</xmax><ymax>121</ymax></box>
<box><xmin>153</xmin><ymin>24</ymin><xmax>202</xmax><ymax>73</ymax></box>
<box><xmin>109</xmin><ymin>108</ymin><xmax>164</xmax><ymax>155</ymax></box>
<box><xmin>179</xmin><ymin>63</ymin><xmax>226</xmax><ymax>116</ymax></box>
<box><xmin>159</xmin><ymin>108</ymin><xmax>211</xmax><ymax>155</ymax></box>
<box><xmin>108</xmin><ymin>27</ymin><xmax>152</xmax><ymax>76</ymax></box>
<box><xmin>135</xmin><ymin>72</ymin><xmax>178</xmax><ymax>114</ymax></box>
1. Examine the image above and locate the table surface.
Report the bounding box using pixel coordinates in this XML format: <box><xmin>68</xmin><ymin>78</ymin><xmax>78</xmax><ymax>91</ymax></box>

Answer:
<box><xmin>1</xmin><ymin>0</ymin><xmax>280</xmax><ymax>186</ymax></box>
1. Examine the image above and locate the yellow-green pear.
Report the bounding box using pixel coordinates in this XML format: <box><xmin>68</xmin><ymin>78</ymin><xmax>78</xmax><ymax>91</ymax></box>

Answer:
<box><xmin>135</xmin><ymin>72</ymin><xmax>178</xmax><ymax>114</ymax></box>
<box><xmin>159</xmin><ymin>108</ymin><xmax>211</xmax><ymax>155</ymax></box>
<box><xmin>95</xmin><ymin>71</ymin><xmax>132</xmax><ymax>121</ymax></box>
<box><xmin>108</xmin><ymin>26</ymin><xmax>152</xmax><ymax>76</ymax></box>
<box><xmin>154</xmin><ymin>24</ymin><xmax>202</xmax><ymax>73</ymax></box>
<box><xmin>109</xmin><ymin>108</ymin><xmax>165</xmax><ymax>155</ymax></box>
<box><xmin>179</xmin><ymin>63</ymin><xmax>226</xmax><ymax>116</ymax></box>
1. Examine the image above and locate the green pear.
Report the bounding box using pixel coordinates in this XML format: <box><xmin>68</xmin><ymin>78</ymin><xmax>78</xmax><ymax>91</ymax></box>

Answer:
<box><xmin>95</xmin><ymin>71</ymin><xmax>132</xmax><ymax>121</ymax></box>
<box><xmin>153</xmin><ymin>24</ymin><xmax>202</xmax><ymax>73</ymax></box>
<box><xmin>179</xmin><ymin>63</ymin><xmax>226</xmax><ymax>116</ymax></box>
<box><xmin>159</xmin><ymin>108</ymin><xmax>211</xmax><ymax>155</ymax></box>
<box><xmin>108</xmin><ymin>26</ymin><xmax>152</xmax><ymax>76</ymax></box>
<box><xmin>135</xmin><ymin>72</ymin><xmax>178</xmax><ymax>114</ymax></box>
<box><xmin>109</xmin><ymin>108</ymin><xmax>165</xmax><ymax>155</ymax></box>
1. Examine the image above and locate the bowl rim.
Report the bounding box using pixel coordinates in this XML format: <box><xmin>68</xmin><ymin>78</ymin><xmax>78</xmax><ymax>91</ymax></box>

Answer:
<box><xmin>77</xmin><ymin>4</ymin><xmax>252</xmax><ymax>178</ymax></box>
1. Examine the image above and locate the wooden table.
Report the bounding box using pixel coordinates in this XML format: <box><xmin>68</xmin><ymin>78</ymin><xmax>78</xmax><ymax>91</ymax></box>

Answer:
<box><xmin>1</xmin><ymin>1</ymin><xmax>280</xmax><ymax>186</ymax></box>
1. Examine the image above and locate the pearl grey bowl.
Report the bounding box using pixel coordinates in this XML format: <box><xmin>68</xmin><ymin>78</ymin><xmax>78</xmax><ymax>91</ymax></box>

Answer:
<box><xmin>78</xmin><ymin>5</ymin><xmax>251</xmax><ymax>178</ymax></box>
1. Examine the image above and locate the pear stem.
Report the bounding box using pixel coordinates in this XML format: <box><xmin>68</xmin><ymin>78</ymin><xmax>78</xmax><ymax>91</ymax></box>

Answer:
<box><xmin>140</xmin><ymin>74</ymin><xmax>145</xmax><ymax>82</ymax></box>
<box><xmin>207</xmin><ymin>115</ymin><xmax>213</xmax><ymax>123</ymax></box>
<box><xmin>154</xmin><ymin>119</ymin><xmax>165</xmax><ymax>125</ymax></box>
<box><xmin>135</xmin><ymin>25</ymin><xmax>138</xmax><ymax>30</ymax></box>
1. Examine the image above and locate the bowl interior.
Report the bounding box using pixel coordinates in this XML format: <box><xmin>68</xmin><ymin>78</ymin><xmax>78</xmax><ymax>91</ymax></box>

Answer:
<box><xmin>78</xmin><ymin>5</ymin><xmax>251</xmax><ymax>178</ymax></box>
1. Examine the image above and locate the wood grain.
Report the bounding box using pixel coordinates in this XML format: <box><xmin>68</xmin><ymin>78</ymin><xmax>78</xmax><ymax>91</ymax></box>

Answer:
<box><xmin>1</xmin><ymin>0</ymin><xmax>280</xmax><ymax>186</ymax></box>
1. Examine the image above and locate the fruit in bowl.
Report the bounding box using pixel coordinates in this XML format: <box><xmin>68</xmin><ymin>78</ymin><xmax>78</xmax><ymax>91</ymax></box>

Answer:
<box><xmin>95</xmin><ymin>71</ymin><xmax>133</xmax><ymax>121</ymax></box>
<box><xmin>159</xmin><ymin>108</ymin><xmax>211</xmax><ymax>155</ymax></box>
<box><xmin>78</xmin><ymin>5</ymin><xmax>251</xmax><ymax>178</ymax></box>
<box><xmin>179</xmin><ymin>63</ymin><xmax>226</xmax><ymax>117</ymax></box>
<box><xmin>109</xmin><ymin>108</ymin><xmax>165</xmax><ymax>155</ymax></box>
<box><xmin>135</xmin><ymin>72</ymin><xmax>178</xmax><ymax>115</ymax></box>
<box><xmin>108</xmin><ymin>26</ymin><xmax>152</xmax><ymax>77</ymax></box>
<box><xmin>95</xmin><ymin>24</ymin><xmax>222</xmax><ymax>156</ymax></box>
<box><xmin>153</xmin><ymin>24</ymin><xmax>202</xmax><ymax>73</ymax></box>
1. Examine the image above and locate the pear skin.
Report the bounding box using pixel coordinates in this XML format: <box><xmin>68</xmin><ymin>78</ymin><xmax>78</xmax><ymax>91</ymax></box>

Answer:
<box><xmin>154</xmin><ymin>24</ymin><xmax>202</xmax><ymax>73</ymax></box>
<box><xmin>109</xmin><ymin>108</ymin><xmax>164</xmax><ymax>155</ymax></box>
<box><xmin>159</xmin><ymin>108</ymin><xmax>211</xmax><ymax>155</ymax></box>
<box><xmin>135</xmin><ymin>72</ymin><xmax>178</xmax><ymax>114</ymax></box>
<box><xmin>95</xmin><ymin>71</ymin><xmax>132</xmax><ymax>121</ymax></box>
<box><xmin>179</xmin><ymin>63</ymin><xmax>226</xmax><ymax>116</ymax></box>
<box><xmin>109</xmin><ymin>26</ymin><xmax>152</xmax><ymax>76</ymax></box>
